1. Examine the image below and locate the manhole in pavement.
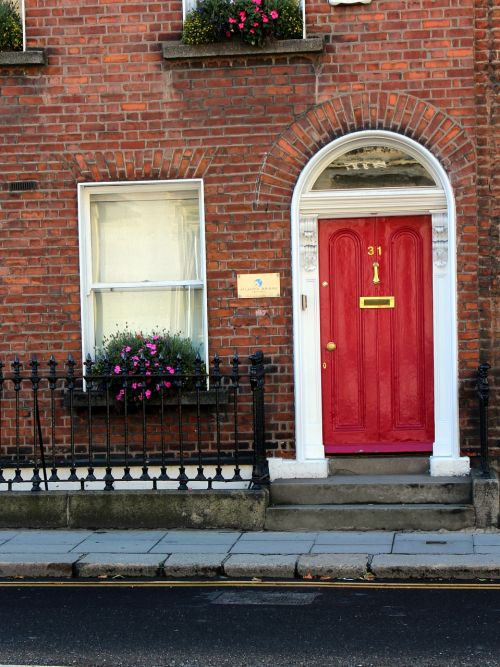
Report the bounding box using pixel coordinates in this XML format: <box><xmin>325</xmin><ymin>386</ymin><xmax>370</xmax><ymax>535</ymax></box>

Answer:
<box><xmin>210</xmin><ymin>591</ymin><xmax>320</xmax><ymax>606</ymax></box>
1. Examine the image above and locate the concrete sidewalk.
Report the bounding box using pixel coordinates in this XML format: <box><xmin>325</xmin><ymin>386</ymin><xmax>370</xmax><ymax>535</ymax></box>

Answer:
<box><xmin>0</xmin><ymin>529</ymin><xmax>499</xmax><ymax>581</ymax></box>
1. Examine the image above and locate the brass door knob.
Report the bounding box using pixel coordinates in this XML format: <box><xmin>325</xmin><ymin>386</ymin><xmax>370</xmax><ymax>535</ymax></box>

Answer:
<box><xmin>326</xmin><ymin>342</ymin><xmax>337</xmax><ymax>351</ymax></box>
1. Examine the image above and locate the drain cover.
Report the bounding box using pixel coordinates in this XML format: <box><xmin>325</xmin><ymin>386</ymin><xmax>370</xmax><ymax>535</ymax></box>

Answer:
<box><xmin>211</xmin><ymin>591</ymin><xmax>320</xmax><ymax>606</ymax></box>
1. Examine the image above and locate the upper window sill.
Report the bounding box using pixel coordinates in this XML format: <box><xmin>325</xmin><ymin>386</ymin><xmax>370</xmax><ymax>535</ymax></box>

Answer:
<box><xmin>162</xmin><ymin>36</ymin><xmax>324</xmax><ymax>61</ymax></box>
<box><xmin>0</xmin><ymin>49</ymin><xmax>47</xmax><ymax>66</ymax></box>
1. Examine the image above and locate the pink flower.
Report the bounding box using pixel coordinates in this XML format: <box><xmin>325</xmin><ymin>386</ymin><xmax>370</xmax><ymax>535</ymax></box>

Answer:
<box><xmin>116</xmin><ymin>389</ymin><xmax>125</xmax><ymax>401</ymax></box>
<box><xmin>169</xmin><ymin>368</ymin><xmax>175</xmax><ymax>375</ymax></box>
<box><xmin>253</xmin><ymin>0</ymin><xmax>262</xmax><ymax>5</ymax></box>
<box><xmin>270</xmin><ymin>9</ymin><xmax>278</xmax><ymax>18</ymax></box>
<box><xmin>132</xmin><ymin>383</ymin><xmax>138</xmax><ymax>389</ymax></box>
<box><xmin>239</xmin><ymin>10</ymin><xmax>246</xmax><ymax>18</ymax></box>
<box><xmin>145</xmin><ymin>389</ymin><xmax>151</xmax><ymax>399</ymax></box>
<box><xmin>253</xmin><ymin>22</ymin><xmax>259</xmax><ymax>26</ymax></box>
<box><xmin>152</xmin><ymin>335</ymin><xmax>159</xmax><ymax>340</ymax></box>
<box><xmin>229</xmin><ymin>17</ymin><xmax>237</xmax><ymax>23</ymax></box>
<box><xmin>164</xmin><ymin>381</ymin><xmax>171</xmax><ymax>389</ymax></box>
<box><xmin>262</xmin><ymin>14</ymin><xmax>269</xmax><ymax>22</ymax></box>
<box><xmin>249</xmin><ymin>28</ymin><xmax>255</xmax><ymax>33</ymax></box>
<box><xmin>114</xmin><ymin>365</ymin><xmax>121</xmax><ymax>374</ymax></box>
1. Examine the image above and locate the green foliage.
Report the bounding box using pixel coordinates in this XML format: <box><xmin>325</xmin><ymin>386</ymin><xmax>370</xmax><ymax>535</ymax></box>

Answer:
<box><xmin>182</xmin><ymin>0</ymin><xmax>303</xmax><ymax>47</ymax></box>
<box><xmin>0</xmin><ymin>0</ymin><xmax>22</xmax><ymax>52</ymax></box>
<box><xmin>92</xmin><ymin>329</ymin><xmax>205</xmax><ymax>402</ymax></box>
<box><xmin>182</xmin><ymin>11</ymin><xmax>218</xmax><ymax>45</ymax></box>
<box><xmin>270</xmin><ymin>0</ymin><xmax>303</xmax><ymax>40</ymax></box>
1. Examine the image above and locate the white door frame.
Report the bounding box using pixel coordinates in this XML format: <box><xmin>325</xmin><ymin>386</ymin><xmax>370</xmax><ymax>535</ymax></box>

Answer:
<box><xmin>269</xmin><ymin>130</ymin><xmax>470</xmax><ymax>480</ymax></box>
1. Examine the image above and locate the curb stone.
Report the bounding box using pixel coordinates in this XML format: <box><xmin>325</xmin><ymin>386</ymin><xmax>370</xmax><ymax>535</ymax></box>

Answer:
<box><xmin>223</xmin><ymin>554</ymin><xmax>298</xmax><ymax>579</ymax></box>
<box><xmin>0</xmin><ymin>554</ymin><xmax>77</xmax><ymax>579</ymax></box>
<box><xmin>371</xmin><ymin>554</ymin><xmax>500</xmax><ymax>580</ymax></box>
<box><xmin>75</xmin><ymin>554</ymin><xmax>166</xmax><ymax>578</ymax></box>
<box><xmin>163</xmin><ymin>553</ymin><xmax>226</xmax><ymax>578</ymax></box>
<box><xmin>297</xmin><ymin>554</ymin><xmax>369</xmax><ymax>579</ymax></box>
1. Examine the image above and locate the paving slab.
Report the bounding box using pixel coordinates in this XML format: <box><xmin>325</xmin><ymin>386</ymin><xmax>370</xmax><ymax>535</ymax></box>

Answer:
<box><xmin>393</xmin><ymin>533</ymin><xmax>473</xmax><ymax>554</ymax></box>
<box><xmin>71</xmin><ymin>538</ymin><xmax>162</xmax><ymax>553</ymax></box>
<box><xmin>393</xmin><ymin>532</ymin><xmax>474</xmax><ymax>542</ymax></box>
<box><xmin>150</xmin><ymin>543</ymin><xmax>234</xmax><ymax>554</ymax></box>
<box><xmin>88</xmin><ymin>530</ymin><xmax>168</xmax><ymax>540</ymax></box>
<box><xmin>14</xmin><ymin>530</ymin><xmax>94</xmax><ymax>539</ymax></box>
<box><xmin>163</xmin><ymin>553</ymin><xmax>226</xmax><ymax>577</ymax></box>
<box><xmin>473</xmin><ymin>533</ymin><xmax>500</xmax><ymax>546</ymax></box>
<box><xmin>314</xmin><ymin>532</ymin><xmax>395</xmax><ymax>545</ymax></box>
<box><xmin>371</xmin><ymin>554</ymin><xmax>500</xmax><ymax>580</ymax></box>
<box><xmin>76</xmin><ymin>553</ymin><xmax>166</xmax><ymax>578</ymax></box>
<box><xmin>163</xmin><ymin>530</ymin><xmax>241</xmax><ymax>542</ymax></box>
<box><xmin>0</xmin><ymin>531</ymin><xmax>92</xmax><ymax>550</ymax></box>
<box><xmin>238</xmin><ymin>532</ymin><xmax>318</xmax><ymax>541</ymax></box>
<box><xmin>229</xmin><ymin>540</ymin><xmax>314</xmax><ymax>555</ymax></box>
<box><xmin>223</xmin><ymin>554</ymin><xmax>297</xmax><ymax>578</ymax></box>
<box><xmin>0</xmin><ymin>543</ymin><xmax>80</xmax><ymax>554</ymax></box>
<box><xmin>297</xmin><ymin>554</ymin><xmax>369</xmax><ymax>579</ymax></box>
<box><xmin>0</xmin><ymin>531</ymin><xmax>29</xmax><ymax>542</ymax></box>
<box><xmin>0</xmin><ymin>553</ymin><xmax>77</xmax><ymax>578</ymax></box>
<box><xmin>474</xmin><ymin>545</ymin><xmax>500</xmax><ymax>554</ymax></box>
<box><xmin>310</xmin><ymin>544</ymin><xmax>391</xmax><ymax>554</ymax></box>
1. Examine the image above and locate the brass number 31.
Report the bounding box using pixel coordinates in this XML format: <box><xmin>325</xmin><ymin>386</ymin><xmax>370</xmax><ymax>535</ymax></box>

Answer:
<box><xmin>367</xmin><ymin>246</ymin><xmax>382</xmax><ymax>256</ymax></box>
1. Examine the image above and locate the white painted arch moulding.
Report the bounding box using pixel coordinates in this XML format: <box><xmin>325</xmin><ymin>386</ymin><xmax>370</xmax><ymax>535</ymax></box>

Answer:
<box><xmin>268</xmin><ymin>130</ymin><xmax>470</xmax><ymax>480</ymax></box>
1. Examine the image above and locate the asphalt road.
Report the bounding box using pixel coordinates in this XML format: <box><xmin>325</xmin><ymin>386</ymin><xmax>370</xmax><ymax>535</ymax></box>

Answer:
<box><xmin>0</xmin><ymin>582</ymin><xmax>499</xmax><ymax>666</ymax></box>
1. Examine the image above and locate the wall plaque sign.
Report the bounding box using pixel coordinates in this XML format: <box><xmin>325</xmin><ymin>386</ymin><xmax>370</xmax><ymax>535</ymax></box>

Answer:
<box><xmin>237</xmin><ymin>273</ymin><xmax>281</xmax><ymax>298</ymax></box>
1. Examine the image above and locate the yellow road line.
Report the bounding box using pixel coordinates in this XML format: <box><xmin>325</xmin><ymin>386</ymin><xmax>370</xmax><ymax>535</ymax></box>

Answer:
<box><xmin>0</xmin><ymin>580</ymin><xmax>498</xmax><ymax>590</ymax></box>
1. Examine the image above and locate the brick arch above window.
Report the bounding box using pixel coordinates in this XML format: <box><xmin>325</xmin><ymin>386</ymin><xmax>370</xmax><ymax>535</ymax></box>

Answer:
<box><xmin>60</xmin><ymin>148</ymin><xmax>217</xmax><ymax>183</ymax></box>
<box><xmin>254</xmin><ymin>92</ymin><xmax>476</xmax><ymax>211</ymax></box>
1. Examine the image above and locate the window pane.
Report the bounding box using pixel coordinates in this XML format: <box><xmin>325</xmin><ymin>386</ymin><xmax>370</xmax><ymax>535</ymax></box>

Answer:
<box><xmin>94</xmin><ymin>288</ymin><xmax>204</xmax><ymax>353</ymax></box>
<box><xmin>311</xmin><ymin>146</ymin><xmax>436</xmax><ymax>190</ymax></box>
<box><xmin>90</xmin><ymin>193</ymin><xmax>201</xmax><ymax>283</ymax></box>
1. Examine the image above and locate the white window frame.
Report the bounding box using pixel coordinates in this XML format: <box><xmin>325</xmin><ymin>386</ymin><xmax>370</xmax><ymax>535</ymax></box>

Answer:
<box><xmin>21</xmin><ymin>0</ymin><xmax>25</xmax><ymax>51</ymax></box>
<box><xmin>77</xmin><ymin>179</ymin><xmax>208</xmax><ymax>368</ymax></box>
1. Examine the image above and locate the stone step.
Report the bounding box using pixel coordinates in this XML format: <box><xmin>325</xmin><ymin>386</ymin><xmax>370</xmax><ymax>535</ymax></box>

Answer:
<box><xmin>264</xmin><ymin>504</ymin><xmax>476</xmax><ymax>532</ymax></box>
<box><xmin>328</xmin><ymin>456</ymin><xmax>430</xmax><ymax>476</ymax></box>
<box><xmin>270</xmin><ymin>475</ymin><xmax>472</xmax><ymax>506</ymax></box>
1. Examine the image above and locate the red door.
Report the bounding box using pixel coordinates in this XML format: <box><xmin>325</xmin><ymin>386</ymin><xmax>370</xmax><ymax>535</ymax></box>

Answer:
<box><xmin>319</xmin><ymin>215</ymin><xmax>434</xmax><ymax>453</ymax></box>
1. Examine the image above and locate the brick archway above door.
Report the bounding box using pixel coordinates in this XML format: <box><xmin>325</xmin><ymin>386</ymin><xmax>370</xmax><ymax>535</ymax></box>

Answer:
<box><xmin>254</xmin><ymin>92</ymin><xmax>475</xmax><ymax>212</ymax></box>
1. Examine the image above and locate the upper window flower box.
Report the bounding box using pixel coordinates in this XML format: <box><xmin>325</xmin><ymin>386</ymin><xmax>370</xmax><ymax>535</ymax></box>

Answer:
<box><xmin>166</xmin><ymin>0</ymin><xmax>323</xmax><ymax>61</ymax></box>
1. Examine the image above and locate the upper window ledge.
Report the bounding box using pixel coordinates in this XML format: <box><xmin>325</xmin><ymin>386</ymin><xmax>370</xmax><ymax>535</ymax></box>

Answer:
<box><xmin>162</xmin><ymin>36</ymin><xmax>324</xmax><ymax>62</ymax></box>
<box><xmin>0</xmin><ymin>49</ymin><xmax>47</xmax><ymax>66</ymax></box>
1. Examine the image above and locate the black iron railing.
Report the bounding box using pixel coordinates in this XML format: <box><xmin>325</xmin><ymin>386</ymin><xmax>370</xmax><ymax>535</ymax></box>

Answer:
<box><xmin>476</xmin><ymin>362</ymin><xmax>491</xmax><ymax>475</ymax></box>
<box><xmin>0</xmin><ymin>350</ymin><xmax>270</xmax><ymax>492</ymax></box>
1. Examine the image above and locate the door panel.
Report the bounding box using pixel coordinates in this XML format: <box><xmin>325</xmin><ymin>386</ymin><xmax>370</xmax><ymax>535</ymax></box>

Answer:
<box><xmin>319</xmin><ymin>216</ymin><xmax>434</xmax><ymax>453</ymax></box>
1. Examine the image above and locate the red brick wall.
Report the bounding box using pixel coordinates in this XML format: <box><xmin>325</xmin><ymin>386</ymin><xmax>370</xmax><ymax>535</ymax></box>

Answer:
<box><xmin>0</xmin><ymin>0</ymin><xmax>495</xmax><ymax>458</ymax></box>
<box><xmin>474</xmin><ymin>0</ymin><xmax>499</xmax><ymax>457</ymax></box>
